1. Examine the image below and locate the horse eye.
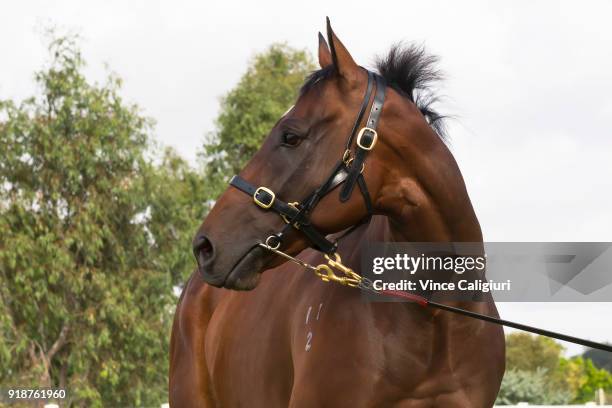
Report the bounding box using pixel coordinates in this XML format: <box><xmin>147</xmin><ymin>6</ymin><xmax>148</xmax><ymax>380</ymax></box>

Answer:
<box><xmin>281</xmin><ymin>132</ymin><xmax>301</xmax><ymax>147</ymax></box>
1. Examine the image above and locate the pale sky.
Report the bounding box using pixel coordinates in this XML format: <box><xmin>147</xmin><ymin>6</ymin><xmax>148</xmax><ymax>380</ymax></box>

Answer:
<box><xmin>2</xmin><ymin>0</ymin><xmax>611</xmax><ymax>356</ymax></box>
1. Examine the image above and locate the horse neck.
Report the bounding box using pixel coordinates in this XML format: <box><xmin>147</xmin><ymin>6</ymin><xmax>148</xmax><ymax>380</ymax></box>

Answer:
<box><xmin>373</xmin><ymin>101</ymin><xmax>483</xmax><ymax>244</ymax></box>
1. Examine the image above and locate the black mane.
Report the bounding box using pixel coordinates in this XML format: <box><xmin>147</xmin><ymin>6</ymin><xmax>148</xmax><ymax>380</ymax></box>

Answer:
<box><xmin>301</xmin><ymin>43</ymin><xmax>447</xmax><ymax>140</ymax></box>
<box><xmin>375</xmin><ymin>43</ymin><xmax>447</xmax><ymax>139</ymax></box>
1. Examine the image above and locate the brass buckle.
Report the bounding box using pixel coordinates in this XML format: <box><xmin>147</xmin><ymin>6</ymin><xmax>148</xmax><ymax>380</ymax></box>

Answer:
<box><xmin>281</xmin><ymin>202</ymin><xmax>300</xmax><ymax>228</ymax></box>
<box><xmin>344</xmin><ymin>156</ymin><xmax>365</xmax><ymax>174</ymax></box>
<box><xmin>253</xmin><ymin>187</ymin><xmax>275</xmax><ymax>209</ymax></box>
<box><xmin>342</xmin><ymin>149</ymin><xmax>352</xmax><ymax>164</ymax></box>
<box><xmin>356</xmin><ymin>127</ymin><xmax>378</xmax><ymax>150</ymax></box>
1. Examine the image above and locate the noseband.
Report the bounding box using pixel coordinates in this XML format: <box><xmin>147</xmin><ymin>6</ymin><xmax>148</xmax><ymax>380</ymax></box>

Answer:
<box><xmin>229</xmin><ymin>70</ymin><xmax>386</xmax><ymax>257</ymax></box>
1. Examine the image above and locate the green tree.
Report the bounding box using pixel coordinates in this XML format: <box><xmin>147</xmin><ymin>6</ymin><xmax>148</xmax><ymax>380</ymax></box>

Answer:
<box><xmin>505</xmin><ymin>332</ymin><xmax>564</xmax><ymax>372</ymax></box>
<box><xmin>496</xmin><ymin>368</ymin><xmax>572</xmax><ymax>405</ymax></box>
<box><xmin>558</xmin><ymin>356</ymin><xmax>612</xmax><ymax>403</ymax></box>
<box><xmin>144</xmin><ymin>147</ymin><xmax>207</xmax><ymax>284</ymax></box>
<box><xmin>583</xmin><ymin>344</ymin><xmax>612</xmax><ymax>371</ymax></box>
<box><xmin>202</xmin><ymin>43</ymin><xmax>315</xmax><ymax>199</ymax></box>
<box><xmin>502</xmin><ymin>334</ymin><xmax>612</xmax><ymax>404</ymax></box>
<box><xmin>500</xmin><ymin>333</ymin><xmax>572</xmax><ymax>404</ymax></box>
<box><xmin>0</xmin><ymin>34</ymin><xmax>195</xmax><ymax>407</ymax></box>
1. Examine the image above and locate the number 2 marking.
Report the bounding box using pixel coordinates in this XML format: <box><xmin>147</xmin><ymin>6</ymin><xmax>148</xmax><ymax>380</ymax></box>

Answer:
<box><xmin>305</xmin><ymin>331</ymin><xmax>313</xmax><ymax>351</ymax></box>
<box><xmin>304</xmin><ymin>303</ymin><xmax>323</xmax><ymax>352</ymax></box>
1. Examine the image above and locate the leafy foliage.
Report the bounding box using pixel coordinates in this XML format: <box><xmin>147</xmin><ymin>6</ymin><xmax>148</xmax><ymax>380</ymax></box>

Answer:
<box><xmin>496</xmin><ymin>368</ymin><xmax>572</xmax><ymax>405</ymax></box>
<box><xmin>0</xmin><ymin>33</ymin><xmax>315</xmax><ymax>407</ymax></box>
<box><xmin>500</xmin><ymin>333</ymin><xmax>612</xmax><ymax>405</ymax></box>
<box><xmin>143</xmin><ymin>147</ymin><xmax>207</xmax><ymax>284</ymax></box>
<box><xmin>0</xmin><ymin>35</ymin><xmax>202</xmax><ymax>407</ymax></box>
<box><xmin>505</xmin><ymin>331</ymin><xmax>564</xmax><ymax>372</ymax></box>
<box><xmin>559</xmin><ymin>356</ymin><xmax>612</xmax><ymax>403</ymax></box>
<box><xmin>583</xmin><ymin>344</ymin><xmax>612</xmax><ymax>371</ymax></box>
<box><xmin>201</xmin><ymin>43</ymin><xmax>315</xmax><ymax>199</ymax></box>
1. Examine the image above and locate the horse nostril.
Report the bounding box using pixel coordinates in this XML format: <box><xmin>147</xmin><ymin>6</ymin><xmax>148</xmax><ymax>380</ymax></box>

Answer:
<box><xmin>193</xmin><ymin>234</ymin><xmax>215</xmax><ymax>266</ymax></box>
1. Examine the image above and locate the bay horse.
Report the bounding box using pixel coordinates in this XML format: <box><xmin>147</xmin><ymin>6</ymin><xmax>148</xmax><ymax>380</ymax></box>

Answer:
<box><xmin>170</xmin><ymin>20</ymin><xmax>505</xmax><ymax>407</ymax></box>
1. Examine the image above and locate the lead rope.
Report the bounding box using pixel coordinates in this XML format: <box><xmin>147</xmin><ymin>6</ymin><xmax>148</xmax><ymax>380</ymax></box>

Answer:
<box><xmin>257</xmin><ymin>241</ymin><xmax>612</xmax><ymax>353</ymax></box>
<box><xmin>258</xmin><ymin>241</ymin><xmax>370</xmax><ymax>289</ymax></box>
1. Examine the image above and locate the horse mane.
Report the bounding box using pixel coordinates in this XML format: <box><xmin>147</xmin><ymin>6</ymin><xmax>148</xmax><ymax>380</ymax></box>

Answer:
<box><xmin>375</xmin><ymin>43</ymin><xmax>447</xmax><ymax>140</ymax></box>
<box><xmin>301</xmin><ymin>43</ymin><xmax>447</xmax><ymax>140</ymax></box>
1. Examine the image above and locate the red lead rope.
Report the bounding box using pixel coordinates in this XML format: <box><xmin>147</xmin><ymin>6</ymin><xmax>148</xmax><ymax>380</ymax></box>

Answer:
<box><xmin>380</xmin><ymin>290</ymin><xmax>429</xmax><ymax>307</ymax></box>
<box><xmin>257</xmin><ymin>242</ymin><xmax>611</xmax><ymax>353</ymax></box>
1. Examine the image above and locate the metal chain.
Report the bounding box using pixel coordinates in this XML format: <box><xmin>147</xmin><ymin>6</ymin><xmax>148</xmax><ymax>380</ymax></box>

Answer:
<box><xmin>357</xmin><ymin>276</ymin><xmax>378</xmax><ymax>294</ymax></box>
<box><xmin>257</xmin><ymin>242</ymin><xmax>318</xmax><ymax>272</ymax></box>
<box><xmin>258</xmin><ymin>241</ymin><xmax>374</xmax><ymax>290</ymax></box>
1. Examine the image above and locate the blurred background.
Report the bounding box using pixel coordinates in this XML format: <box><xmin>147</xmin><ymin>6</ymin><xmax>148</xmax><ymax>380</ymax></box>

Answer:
<box><xmin>1</xmin><ymin>0</ymin><xmax>611</xmax><ymax>406</ymax></box>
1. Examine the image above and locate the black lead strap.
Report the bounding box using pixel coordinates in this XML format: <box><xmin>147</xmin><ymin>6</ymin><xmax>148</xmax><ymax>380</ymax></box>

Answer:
<box><xmin>384</xmin><ymin>290</ymin><xmax>612</xmax><ymax>353</ymax></box>
<box><xmin>430</xmin><ymin>300</ymin><xmax>612</xmax><ymax>353</ymax></box>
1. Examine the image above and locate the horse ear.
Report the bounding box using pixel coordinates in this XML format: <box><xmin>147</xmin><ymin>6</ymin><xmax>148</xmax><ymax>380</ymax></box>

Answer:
<box><xmin>326</xmin><ymin>17</ymin><xmax>359</xmax><ymax>84</ymax></box>
<box><xmin>318</xmin><ymin>32</ymin><xmax>332</xmax><ymax>68</ymax></box>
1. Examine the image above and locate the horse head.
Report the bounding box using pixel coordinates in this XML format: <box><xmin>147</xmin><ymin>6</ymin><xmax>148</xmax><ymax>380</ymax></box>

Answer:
<box><xmin>193</xmin><ymin>19</ymin><xmax>447</xmax><ymax>290</ymax></box>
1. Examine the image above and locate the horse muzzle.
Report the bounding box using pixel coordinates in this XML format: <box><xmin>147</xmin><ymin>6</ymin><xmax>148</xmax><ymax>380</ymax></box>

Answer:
<box><xmin>193</xmin><ymin>232</ymin><xmax>266</xmax><ymax>290</ymax></box>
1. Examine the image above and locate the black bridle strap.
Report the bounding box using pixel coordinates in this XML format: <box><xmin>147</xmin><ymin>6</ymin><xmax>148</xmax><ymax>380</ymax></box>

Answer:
<box><xmin>228</xmin><ymin>69</ymin><xmax>386</xmax><ymax>256</ymax></box>
<box><xmin>340</xmin><ymin>74</ymin><xmax>386</xmax><ymax>202</ymax></box>
<box><xmin>229</xmin><ymin>175</ymin><xmax>339</xmax><ymax>254</ymax></box>
<box><xmin>344</xmin><ymin>70</ymin><xmax>375</xmax><ymax>151</ymax></box>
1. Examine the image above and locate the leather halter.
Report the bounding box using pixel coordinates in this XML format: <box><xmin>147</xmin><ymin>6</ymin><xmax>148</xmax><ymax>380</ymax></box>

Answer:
<box><xmin>229</xmin><ymin>70</ymin><xmax>387</xmax><ymax>255</ymax></box>
<box><xmin>225</xmin><ymin>70</ymin><xmax>612</xmax><ymax>356</ymax></box>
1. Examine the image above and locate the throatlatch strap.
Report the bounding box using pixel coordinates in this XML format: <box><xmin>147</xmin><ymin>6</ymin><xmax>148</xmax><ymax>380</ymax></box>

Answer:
<box><xmin>340</xmin><ymin>74</ymin><xmax>387</xmax><ymax>203</ymax></box>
